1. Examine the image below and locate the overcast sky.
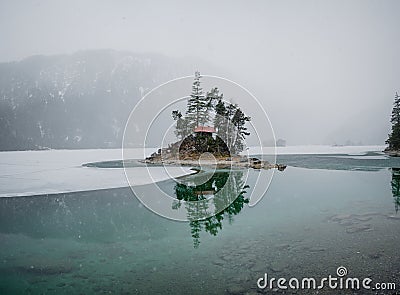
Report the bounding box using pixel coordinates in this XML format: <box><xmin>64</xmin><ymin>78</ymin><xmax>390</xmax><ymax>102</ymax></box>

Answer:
<box><xmin>1</xmin><ymin>0</ymin><xmax>399</xmax><ymax>145</ymax></box>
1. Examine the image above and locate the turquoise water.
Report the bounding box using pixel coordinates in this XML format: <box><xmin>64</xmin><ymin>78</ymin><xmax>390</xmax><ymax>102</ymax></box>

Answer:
<box><xmin>1</xmin><ymin>154</ymin><xmax>400</xmax><ymax>294</ymax></box>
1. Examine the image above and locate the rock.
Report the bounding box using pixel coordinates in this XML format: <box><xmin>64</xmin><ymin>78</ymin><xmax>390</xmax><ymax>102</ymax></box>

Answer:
<box><xmin>17</xmin><ymin>264</ymin><xmax>73</xmax><ymax>275</ymax></box>
<box><xmin>276</xmin><ymin>164</ymin><xmax>287</xmax><ymax>171</ymax></box>
<box><xmin>358</xmin><ymin>212</ymin><xmax>379</xmax><ymax>217</ymax></box>
<box><xmin>27</xmin><ymin>278</ymin><xmax>48</xmax><ymax>285</ymax></box>
<box><xmin>245</xmin><ymin>260</ymin><xmax>255</xmax><ymax>269</ymax></box>
<box><xmin>234</xmin><ymin>274</ymin><xmax>251</xmax><ymax>283</ymax></box>
<box><xmin>212</xmin><ymin>258</ymin><xmax>225</xmax><ymax>267</ymax></box>
<box><xmin>238</xmin><ymin>243</ymin><xmax>252</xmax><ymax>251</ymax></box>
<box><xmin>251</xmin><ymin>260</ymin><xmax>267</xmax><ymax>273</ymax></box>
<box><xmin>269</xmin><ymin>261</ymin><xmax>288</xmax><ymax>272</ymax></box>
<box><xmin>222</xmin><ymin>254</ymin><xmax>235</xmax><ymax>261</ymax></box>
<box><xmin>387</xmin><ymin>215</ymin><xmax>400</xmax><ymax>220</ymax></box>
<box><xmin>307</xmin><ymin>246</ymin><xmax>326</xmax><ymax>253</ymax></box>
<box><xmin>339</xmin><ymin>220</ymin><xmax>356</xmax><ymax>226</ymax></box>
<box><xmin>354</xmin><ymin>216</ymin><xmax>372</xmax><ymax>222</ymax></box>
<box><xmin>72</xmin><ymin>274</ymin><xmax>89</xmax><ymax>279</ymax></box>
<box><xmin>368</xmin><ymin>252</ymin><xmax>383</xmax><ymax>259</ymax></box>
<box><xmin>346</xmin><ymin>224</ymin><xmax>372</xmax><ymax>233</ymax></box>
<box><xmin>226</xmin><ymin>285</ymin><xmax>246</xmax><ymax>294</ymax></box>
<box><xmin>274</xmin><ymin>243</ymin><xmax>291</xmax><ymax>250</ymax></box>
<box><xmin>384</xmin><ymin>149</ymin><xmax>400</xmax><ymax>157</ymax></box>
<box><xmin>67</xmin><ymin>250</ymin><xmax>88</xmax><ymax>260</ymax></box>
<box><xmin>330</xmin><ymin>214</ymin><xmax>352</xmax><ymax>222</ymax></box>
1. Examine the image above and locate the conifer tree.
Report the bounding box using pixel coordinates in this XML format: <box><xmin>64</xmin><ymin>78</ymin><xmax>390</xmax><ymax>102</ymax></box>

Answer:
<box><xmin>225</xmin><ymin>103</ymin><xmax>238</xmax><ymax>152</ymax></box>
<box><xmin>186</xmin><ymin>71</ymin><xmax>209</xmax><ymax>128</ymax></box>
<box><xmin>172</xmin><ymin>110</ymin><xmax>190</xmax><ymax>140</ymax></box>
<box><xmin>214</xmin><ymin>99</ymin><xmax>227</xmax><ymax>134</ymax></box>
<box><xmin>204</xmin><ymin>87</ymin><xmax>221</xmax><ymax>125</ymax></box>
<box><xmin>386</xmin><ymin>92</ymin><xmax>400</xmax><ymax>150</ymax></box>
<box><xmin>231</xmin><ymin>108</ymin><xmax>251</xmax><ymax>153</ymax></box>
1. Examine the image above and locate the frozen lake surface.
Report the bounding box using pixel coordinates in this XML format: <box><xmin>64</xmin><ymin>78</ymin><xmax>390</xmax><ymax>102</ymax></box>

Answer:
<box><xmin>0</xmin><ymin>149</ymin><xmax>193</xmax><ymax>197</ymax></box>
<box><xmin>247</xmin><ymin>144</ymin><xmax>385</xmax><ymax>155</ymax></box>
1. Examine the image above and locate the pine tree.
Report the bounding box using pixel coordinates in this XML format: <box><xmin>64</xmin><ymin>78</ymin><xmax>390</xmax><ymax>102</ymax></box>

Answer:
<box><xmin>386</xmin><ymin>92</ymin><xmax>400</xmax><ymax>150</ymax></box>
<box><xmin>171</xmin><ymin>110</ymin><xmax>190</xmax><ymax>140</ymax></box>
<box><xmin>186</xmin><ymin>71</ymin><xmax>209</xmax><ymax>128</ymax></box>
<box><xmin>231</xmin><ymin>108</ymin><xmax>251</xmax><ymax>153</ymax></box>
<box><xmin>391</xmin><ymin>92</ymin><xmax>400</xmax><ymax>126</ymax></box>
<box><xmin>214</xmin><ymin>98</ymin><xmax>228</xmax><ymax>152</ymax></box>
<box><xmin>213</xmin><ymin>100</ymin><xmax>251</xmax><ymax>154</ymax></box>
<box><xmin>214</xmin><ymin>98</ymin><xmax>226</xmax><ymax>124</ymax></box>
<box><xmin>214</xmin><ymin>96</ymin><xmax>226</xmax><ymax>132</ymax></box>
<box><xmin>225</xmin><ymin>103</ymin><xmax>238</xmax><ymax>152</ymax></box>
<box><xmin>204</xmin><ymin>87</ymin><xmax>221</xmax><ymax>125</ymax></box>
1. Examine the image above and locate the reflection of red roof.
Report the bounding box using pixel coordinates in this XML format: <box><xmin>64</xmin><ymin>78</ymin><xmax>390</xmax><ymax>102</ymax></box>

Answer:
<box><xmin>194</xmin><ymin>190</ymin><xmax>215</xmax><ymax>195</ymax></box>
<box><xmin>194</xmin><ymin>126</ymin><xmax>216</xmax><ymax>133</ymax></box>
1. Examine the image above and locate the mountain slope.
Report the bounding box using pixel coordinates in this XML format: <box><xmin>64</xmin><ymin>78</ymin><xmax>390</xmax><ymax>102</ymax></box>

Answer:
<box><xmin>0</xmin><ymin>50</ymin><xmax>197</xmax><ymax>150</ymax></box>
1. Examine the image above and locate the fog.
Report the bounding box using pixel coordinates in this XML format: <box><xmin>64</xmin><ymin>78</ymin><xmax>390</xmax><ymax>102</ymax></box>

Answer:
<box><xmin>1</xmin><ymin>0</ymin><xmax>399</xmax><ymax>145</ymax></box>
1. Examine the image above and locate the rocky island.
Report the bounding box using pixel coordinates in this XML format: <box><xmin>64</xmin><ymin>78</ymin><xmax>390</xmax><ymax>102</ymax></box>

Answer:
<box><xmin>142</xmin><ymin>72</ymin><xmax>286</xmax><ymax>171</ymax></box>
<box><xmin>143</xmin><ymin>141</ymin><xmax>286</xmax><ymax>171</ymax></box>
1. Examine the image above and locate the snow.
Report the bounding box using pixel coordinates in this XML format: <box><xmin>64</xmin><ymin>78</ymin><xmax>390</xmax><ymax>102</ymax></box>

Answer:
<box><xmin>0</xmin><ymin>149</ymin><xmax>194</xmax><ymax>198</ymax></box>
<box><xmin>247</xmin><ymin>145</ymin><xmax>386</xmax><ymax>155</ymax></box>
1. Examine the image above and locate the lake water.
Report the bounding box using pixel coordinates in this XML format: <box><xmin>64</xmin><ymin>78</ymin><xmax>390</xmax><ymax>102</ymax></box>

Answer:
<box><xmin>1</xmin><ymin>151</ymin><xmax>400</xmax><ymax>294</ymax></box>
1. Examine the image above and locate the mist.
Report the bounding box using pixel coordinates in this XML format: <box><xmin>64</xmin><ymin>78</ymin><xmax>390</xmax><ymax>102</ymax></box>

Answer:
<box><xmin>1</xmin><ymin>0</ymin><xmax>399</xmax><ymax>145</ymax></box>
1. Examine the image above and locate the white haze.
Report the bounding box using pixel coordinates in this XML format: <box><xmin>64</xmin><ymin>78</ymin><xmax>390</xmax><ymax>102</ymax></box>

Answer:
<box><xmin>1</xmin><ymin>0</ymin><xmax>399</xmax><ymax>145</ymax></box>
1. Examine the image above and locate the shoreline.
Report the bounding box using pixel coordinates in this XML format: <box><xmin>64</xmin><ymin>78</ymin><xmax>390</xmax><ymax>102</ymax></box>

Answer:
<box><xmin>384</xmin><ymin>149</ymin><xmax>400</xmax><ymax>157</ymax></box>
<box><xmin>142</xmin><ymin>156</ymin><xmax>287</xmax><ymax>171</ymax></box>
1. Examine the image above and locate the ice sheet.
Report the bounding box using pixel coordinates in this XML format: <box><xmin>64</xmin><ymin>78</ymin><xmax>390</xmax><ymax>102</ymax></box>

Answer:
<box><xmin>246</xmin><ymin>145</ymin><xmax>386</xmax><ymax>155</ymax></box>
<box><xmin>0</xmin><ymin>149</ymin><xmax>193</xmax><ymax>198</ymax></box>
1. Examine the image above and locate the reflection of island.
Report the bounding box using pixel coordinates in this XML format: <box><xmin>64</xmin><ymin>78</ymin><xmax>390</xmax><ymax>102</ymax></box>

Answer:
<box><xmin>391</xmin><ymin>168</ymin><xmax>400</xmax><ymax>213</ymax></box>
<box><xmin>172</xmin><ymin>170</ymin><xmax>249</xmax><ymax>248</ymax></box>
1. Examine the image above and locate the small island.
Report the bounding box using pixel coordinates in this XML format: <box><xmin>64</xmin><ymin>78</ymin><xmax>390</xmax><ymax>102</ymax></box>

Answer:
<box><xmin>385</xmin><ymin>92</ymin><xmax>400</xmax><ymax>156</ymax></box>
<box><xmin>143</xmin><ymin>72</ymin><xmax>286</xmax><ymax>171</ymax></box>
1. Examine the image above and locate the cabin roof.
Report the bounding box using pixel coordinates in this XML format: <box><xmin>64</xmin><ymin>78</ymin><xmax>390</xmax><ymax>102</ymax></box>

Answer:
<box><xmin>194</xmin><ymin>190</ymin><xmax>215</xmax><ymax>195</ymax></box>
<box><xmin>194</xmin><ymin>126</ymin><xmax>216</xmax><ymax>133</ymax></box>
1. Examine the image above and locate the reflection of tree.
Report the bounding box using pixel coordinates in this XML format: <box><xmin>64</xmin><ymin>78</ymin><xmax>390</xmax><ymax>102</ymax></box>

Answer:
<box><xmin>391</xmin><ymin>168</ymin><xmax>400</xmax><ymax>213</ymax></box>
<box><xmin>173</xmin><ymin>171</ymin><xmax>249</xmax><ymax>248</ymax></box>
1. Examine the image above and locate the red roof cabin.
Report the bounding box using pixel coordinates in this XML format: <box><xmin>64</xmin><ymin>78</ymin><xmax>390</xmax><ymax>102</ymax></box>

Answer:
<box><xmin>194</xmin><ymin>190</ymin><xmax>215</xmax><ymax>196</ymax></box>
<box><xmin>194</xmin><ymin>126</ymin><xmax>216</xmax><ymax>134</ymax></box>
<box><xmin>194</xmin><ymin>126</ymin><xmax>216</xmax><ymax>138</ymax></box>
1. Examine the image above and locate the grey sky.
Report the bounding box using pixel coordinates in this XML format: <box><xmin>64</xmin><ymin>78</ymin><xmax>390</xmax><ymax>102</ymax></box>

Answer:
<box><xmin>1</xmin><ymin>0</ymin><xmax>399</xmax><ymax>145</ymax></box>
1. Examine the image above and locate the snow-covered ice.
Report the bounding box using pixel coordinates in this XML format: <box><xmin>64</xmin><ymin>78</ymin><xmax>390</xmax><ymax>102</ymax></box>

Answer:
<box><xmin>0</xmin><ymin>149</ymin><xmax>194</xmax><ymax>198</ymax></box>
<box><xmin>247</xmin><ymin>145</ymin><xmax>385</xmax><ymax>155</ymax></box>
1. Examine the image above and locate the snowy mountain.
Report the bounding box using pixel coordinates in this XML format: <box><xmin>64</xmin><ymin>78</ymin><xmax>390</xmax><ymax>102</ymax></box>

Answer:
<box><xmin>0</xmin><ymin>50</ymin><xmax>199</xmax><ymax>150</ymax></box>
